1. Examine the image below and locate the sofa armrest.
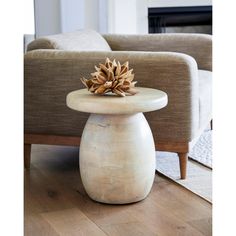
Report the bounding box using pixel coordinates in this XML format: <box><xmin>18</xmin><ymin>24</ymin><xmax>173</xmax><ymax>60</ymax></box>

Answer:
<box><xmin>103</xmin><ymin>33</ymin><xmax>212</xmax><ymax>71</ymax></box>
<box><xmin>25</xmin><ymin>49</ymin><xmax>199</xmax><ymax>142</ymax></box>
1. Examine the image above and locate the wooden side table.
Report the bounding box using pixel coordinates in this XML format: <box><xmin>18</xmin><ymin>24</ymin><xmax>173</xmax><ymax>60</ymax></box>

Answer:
<box><xmin>66</xmin><ymin>87</ymin><xmax>168</xmax><ymax>204</ymax></box>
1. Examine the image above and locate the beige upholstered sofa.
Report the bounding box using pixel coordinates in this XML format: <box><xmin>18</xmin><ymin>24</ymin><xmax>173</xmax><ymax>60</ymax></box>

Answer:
<box><xmin>24</xmin><ymin>29</ymin><xmax>212</xmax><ymax>179</ymax></box>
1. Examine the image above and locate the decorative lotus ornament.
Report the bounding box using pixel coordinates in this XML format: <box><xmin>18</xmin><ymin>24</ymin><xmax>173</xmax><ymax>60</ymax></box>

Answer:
<box><xmin>80</xmin><ymin>58</ymin><xmax>138</xmax><ymax>97</ymax></box>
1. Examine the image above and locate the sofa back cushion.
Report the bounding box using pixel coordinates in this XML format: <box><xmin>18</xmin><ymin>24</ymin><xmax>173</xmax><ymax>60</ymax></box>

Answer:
<box><xmin>27</xmin><ymin>29</ymin><xmax>111</xmax><ymax>51</ymax></box>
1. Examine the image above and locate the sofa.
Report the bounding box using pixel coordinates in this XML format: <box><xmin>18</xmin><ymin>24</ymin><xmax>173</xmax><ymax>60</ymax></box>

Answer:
<box><xmin>24</xmin><ymin>29</ymin><xmax>212</xmax><ymax>179</ymax></box>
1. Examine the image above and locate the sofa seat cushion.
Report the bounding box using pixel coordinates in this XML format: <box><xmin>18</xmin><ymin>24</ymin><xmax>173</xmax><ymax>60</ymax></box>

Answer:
<box><xmin>198</xmin><ymin>70</ymin><xmax>212</xmax><ymax>130</ymax></box>
<box><xmin>27</xmin><ymin>29</ymin><xmax>111</xmax><ymax>52</ymax></box>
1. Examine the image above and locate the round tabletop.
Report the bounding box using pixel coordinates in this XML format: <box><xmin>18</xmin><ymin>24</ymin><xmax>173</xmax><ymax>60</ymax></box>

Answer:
<box><xmin>66</xmin><ymin>87</ymin><xmax>168</xmax><ymax>115</ymax></box>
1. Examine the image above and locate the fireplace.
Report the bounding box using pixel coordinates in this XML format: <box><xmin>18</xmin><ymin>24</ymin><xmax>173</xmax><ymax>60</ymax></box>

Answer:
<box><xmin>148</xmin><ymin>6</ymin><xmax>212</xmax><ymax>34</ymax></box>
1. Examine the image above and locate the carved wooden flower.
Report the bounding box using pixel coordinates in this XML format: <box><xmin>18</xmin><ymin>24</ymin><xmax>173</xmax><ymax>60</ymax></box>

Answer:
<box><xmin>80</xmin><ymin>58</ymin><xmax>138</xmax><ymax>97</ymax></box>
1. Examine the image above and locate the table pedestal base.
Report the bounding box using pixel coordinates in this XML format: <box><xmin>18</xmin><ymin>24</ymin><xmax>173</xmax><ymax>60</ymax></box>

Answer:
<box><xmin>79</xmin><ymin>113</ymin><xmax>156</xmax><ymax>204</ymax></box>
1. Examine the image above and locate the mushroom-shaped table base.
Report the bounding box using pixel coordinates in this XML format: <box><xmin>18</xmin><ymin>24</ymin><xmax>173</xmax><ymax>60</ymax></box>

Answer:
<box><xmin>67</xmin><ymin>87</ymin><xmax>168</xmax><ymax>204</ymax></box>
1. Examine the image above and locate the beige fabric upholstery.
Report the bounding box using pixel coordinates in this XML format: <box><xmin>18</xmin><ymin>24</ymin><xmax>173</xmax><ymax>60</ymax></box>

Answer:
<box><xmin>24</xmin><ymin>30</ymin><xmax>212</xmax><ymax>147</ymax></box>
<box><xmin>103</xmin><ymin>33</ymin><xmax>212</xmax><ymax>71</ymax></box>
<box><xmin>24</xmin><ymin>50</ymin><xmax>199</xmax><ymax>143</ymax></box>
<box><xmin>27</xmin><ymin>29</ymin><xmax>111</xmax><ymax>52</ymax></box>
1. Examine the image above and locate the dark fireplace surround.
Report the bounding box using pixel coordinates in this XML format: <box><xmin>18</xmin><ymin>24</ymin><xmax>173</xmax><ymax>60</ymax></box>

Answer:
<box><xmin>148</xmin><ymin>5</ymin><xmax>212</xmax><ymax>33</ymax></box>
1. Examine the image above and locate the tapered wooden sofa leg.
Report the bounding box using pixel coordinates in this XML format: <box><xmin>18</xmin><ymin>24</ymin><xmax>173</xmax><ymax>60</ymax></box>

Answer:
<box><xmin>178</xmin><ymin>153</ymin><xmax>188</xmax><ymax>179</ymax></box>
<box><xmin>210</xmin><ymin>119</ymin><xmax>213</xmax><ymax>130</ymax></box>
<box><xmin>24</xmin><ymin>144</ymin><xmax>31</xmax><ymax>169</ymax></box>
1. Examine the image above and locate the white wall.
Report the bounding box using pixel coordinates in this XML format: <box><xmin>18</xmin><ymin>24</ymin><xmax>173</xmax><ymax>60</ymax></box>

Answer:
<box><xmin>34</xmin><ymin>0</ymin><xmax>212</xmax><ymax>36</ymax></box>
<box><xmin>34</xmin><ymin>0</ymin><xmax>100</xmax><ymax>37</ymax></box>
<box><xmin>34</xmin><ymin>0</ymin><xmax>61</xmax><ymax>37</ymax></box>
<box><xmin>24</xmin><ymin>0</ymin><xmax>36</xmax><ymax>51</ymax></box>
<box><xmin>108</xmin><ymin>0</ymin><xmax>137</xmax><ymax>34</ymax></box>
<box><xmin>99</xmin><ymin>0</ymin><xmax>108</xmax><ymax>33</ymax></box>
<box><xmin>84</xmin><ymin>0</ymin><xmax>99</xmax><ymax>30</ymax></box>
<box><xmin>136</xmin><ymin>0</ymin><xmax>148</xmax><ymax>34</ymax></box>
<box><xmin>60</xmin><ymin>0</ymin><xmax>84</xmax><ymax>33</ymax></box>
<box><xmin>25</xmin><ymin>0</ymin><xmax>35</xmax><ymax>34</ymax></box>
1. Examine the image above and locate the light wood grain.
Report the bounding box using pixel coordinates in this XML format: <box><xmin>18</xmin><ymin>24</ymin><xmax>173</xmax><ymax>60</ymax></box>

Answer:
<box><xmin>187</xmin><ymin>218</ymin><xmax>212</xmax><ymax>236</ymax></box>
<box><xmin>178</xmin><ymin>152</ymin><xmax>188</xmax><ymax>179</ymax></box>
<box><xmin>24</xmin><ymin>133</ymin><xmax>189</xmax><ymax>178</ymax></box>
<box><xmin>66</xmin><ymin>87</ymin><xmax>167</xmax><ymax>204</ymax></box>
<box><xmin>80</xmin><ymin>113</ymin><xmax>156</xmax><ymax>204</ymax></box>
<box><xmin>25</xmin><ymin>144</ymin><xmax>212</xmax><ymax>236</ymax></box>
<box><xmin>24</xmin><ymin>144</ymin><xmax>31</xmax><ymax>169</ymax></box>
<box><xmin>24</xmin><ymin>214</ymin><xmax>59</xmax><ymax>236</ymax></box>
<box><xmin>24</xmin><ymin>135</ymin><xmax>191</xmax><ymax>180</ymax></box>
<box><xmin>66</xmin><ymin>87</ymin><xmax>168</xmax><ymax>115</ymax></box>
<box><xmin>42</xmin><ymin>208</ymin><xmax>107</xmax><ymax>236</ymax></box>
<box><xmin>25</xmin><ymin>133</ymin><xmax>189</xmax><ymax>153</ymax></box>
<box><xmin>156</xmin><ymin>141</ymin><xmax>189</xmax><ymax>153</ymax></box>
<box><xmin>24</xmin><ymin>133</ymin><xmax>81</xmax><ymax>146</ymax></box>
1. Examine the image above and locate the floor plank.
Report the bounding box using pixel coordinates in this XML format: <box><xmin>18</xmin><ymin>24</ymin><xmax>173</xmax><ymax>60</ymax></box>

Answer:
<box><xmin>25</xmin><ymin>213</ymin><xmax>59</xmax><ymax>236</ymax></box>
<box><xmin>41</xmin><ymin>208</ymin><xmax>107</xmax><ymax>236</ymax></box>
<box><xmin>187</xmin><ymin>218</ymin><xmax>212</xmax><ymax>236</ymax></box>
<box><xmin>24</xmin><ymin>145</ymin><xmax>212</xmax><ymax>236</ymax></box>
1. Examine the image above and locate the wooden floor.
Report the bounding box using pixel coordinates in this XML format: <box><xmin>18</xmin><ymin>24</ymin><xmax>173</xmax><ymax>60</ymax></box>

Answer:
<box><xmin>24</xmin><ymin>145</ymin><xmax>212</xmax><ymax>236</ymax></box>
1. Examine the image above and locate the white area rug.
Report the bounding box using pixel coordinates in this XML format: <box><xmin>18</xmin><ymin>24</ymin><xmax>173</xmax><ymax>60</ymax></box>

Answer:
<box><xmin>156</xmin><ymin>130</ymin><xmax>212</xmax><ymax>202</ymax></box>
<box><xmin>189</xmin><ymin>130</ymin><xmax>212</xmax><ymax>168</ymax></box>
